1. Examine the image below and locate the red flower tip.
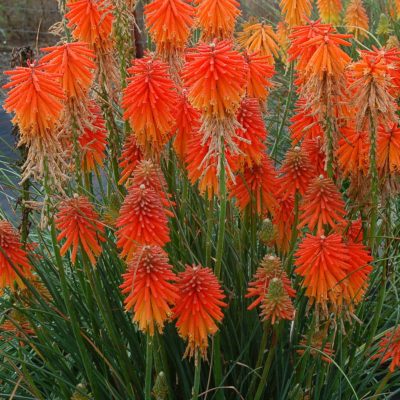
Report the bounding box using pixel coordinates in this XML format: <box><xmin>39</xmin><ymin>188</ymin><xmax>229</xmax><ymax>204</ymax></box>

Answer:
<box><xmin>120</xmin><ymin>245</ymin><xmax>178</xmax><ymax>335</ymax></box>
<box><xmin>116</xmin><ymin>185</ymin><xmax>171</xmax><ymax>260</ymax></box>
<box><xmin>55</xmin><ymin>196</ymin><xmax>105</xmax><ymax>265</ymax></box>
<box><xmin>0</xmin><ymin>221</ymin><xmax>32</xmax><ymax>289</ymax></box>
<box><xmin>173</xmin><ymin>264</ymin><xmax>227</xmax><ymax>358</ymax></box>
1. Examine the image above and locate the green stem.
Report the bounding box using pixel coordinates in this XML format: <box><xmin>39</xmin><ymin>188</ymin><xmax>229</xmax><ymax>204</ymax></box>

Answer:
<box><xmin>145</xmin><ymin>332</ymin><xmax>153</xmax><ymax>400</ymax></box>
<box><xmin>205</xmin><ymin>197</ymin><xmax>214</xmax><ymax>267</ymax></box>
<box><xmin>213</xmin><ymin>149</ymin><xmax>227</xmax><ymax>400</ymax></box>
<box><xmin>248</xmin><ymin>322</ymin><xmax>270</xmax><ymax>398</ymax></box>
<box><xmin>254</xmin><ymin>329</ymin><xmax>277</xmax><ymax>400</ymax></box>
<box><xmin>369</xmin><ymin>115</ymin><xmax>379</xmax><ymax>251</ymax></box>
<box><xmin>192</xmin><ymin>351</ymin><xmax>202</xmax><ymax>400</ymax></box>
<box><xmin>374</xmin><ymin>371</ymin><xmax>392</xmax><ymax>396</ymax></box>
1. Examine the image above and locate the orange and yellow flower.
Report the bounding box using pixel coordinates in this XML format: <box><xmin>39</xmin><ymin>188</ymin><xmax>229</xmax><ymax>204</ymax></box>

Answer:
<box><xmin>345</xmin><ymin>0</ymin><xmax>369</xmax><ymax>39</ymax></box>
<box><xmin>0</xmin><ymin>221</ymin><xmax>32</xmax><ymax>289</ymax></box>
<box><xmin>195</xmin><ymin>0</ymin><xmax>240</xmax><ymax>40</ymax></box>
<box><xmin>280</xmin><ymin>0</ymin><xmax>312</xmax><ymax>27</ymax></box>
<box><xmin>244</xmin><ymin>52</ymin><xmax>275</xmax><ymax>102</ymax></box>
<box><xmin>317</xmin><ymin>0</ymin><xmax>342</xmax><ymax>25</ymax></box>
<box><xmin>272</xmin><ymin>194</ymin><xmax>295</xmax><ymax>254</ymax></box>
<box><xmin>295</xmin><ymin>233</ymin><xmax>350</xmax><ymax>308</ymax></box>
<box><xmin>3</xmin><ymin>63</ymin><xmax>65</xmax><ymax>140</ymax></box>
<box><xmin>182</xmin><ymin>40</ymin><xmax>246</xmax><ymax>119</ymax></box>
<box><xmin>66</xmin><ymin>0</ymin><xmax>114</xmax><ymax>49</ymax></box>
<box><xmin>173</xmin><ymin>264</ymin><xmax>227</xmax><ymax>358</ymax></box>
<box><xmin>237</xmin><ymin>20</ymin><xmax>279</xmax><ymax>60</ymax></box>
<box><xmin>56</xmin><ymin>196</ymin><xmax>105</xmax><ymax>265</ymax></box>
<box><xmin>144</xmin><ymin>0</ymin><xmax>194</xmax><ymax>59</ymax></box>
<box><xmin>120</xmin><ymin>245</ymin><xmax>177</xmax><ymax>335</ymax></box>
<box><xmin>116</xmin><ymin>185</ymin><xmax>171</xmax><ymax>260</ymax></box>
<box><xmin>41</xmin><ymin>42</ymin><xmax>96</xmax><ymax>98</ymax></box>
<box><xmin>122</xmin><ymin>57</ymin><xmax>178</xmax><ymax>154</ymax></box>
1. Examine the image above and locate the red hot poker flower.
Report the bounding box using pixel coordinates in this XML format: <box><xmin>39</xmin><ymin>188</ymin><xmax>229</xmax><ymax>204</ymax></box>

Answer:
<box><xmin>0</xmin><ymin>221</ymin><xmax>32</xmax><ymax>289</ymax></box>
<box><xmin>173</xmin><ymin>264</ymin><xmax>227</xmax><ymax>358</ymax></box>
<box><xmin>41</xmin><ymin>42</ymin><xmax>96</xmax><ymax>98</ymax></box>
<box><xmin>56</xmin><ymin>196</ymin><xmax>105</xmax><ymax>265</ymax></box>
<box><xmin>120</xmin><ymin>245</ymin><xmax>178</xmax><ymax>335</ymax></box>
<box><xmin>116</xmin><ymin>185</ymin><xmax>171</xmax><ymax>260</ymax></box>
<box><xmin>122</xmin><ymin>57</ymin><xmax>178</xmax><ymax>154</ymax></box>
<box><xmin>298</xmin><ymin>176</ymin><xmax>347</xmax><ymax>234</ymax></box>
<box><xmin>118</xmin><ymin>135</ymin><xmax>143</xmax><ymax>186</ymax></box>
<box><xmin>3</xmin><ymin>63</ymin><xmax>65</xmax><ymax>140</ymax></box>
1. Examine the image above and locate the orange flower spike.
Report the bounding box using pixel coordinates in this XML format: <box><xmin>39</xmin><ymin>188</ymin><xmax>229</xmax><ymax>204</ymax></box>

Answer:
<box><xmin>3</xmin><ymin>64</ymin><xmax>65</xmax><ymax>139</ymax></box>
<box><xmin>41</xmin><ymin>42</ymin><xmax>96</xmax><ymax>98</ymax></box>
<box><xmin>78</xmin><ymin>103</ymin><xmax>107</xmax><ymax>172</ymax></box>
<box><xmin>129</xmin><ymin>160</ymin><xmax>174</xmax><ymax>214</ymax></box>
<box><xmin>118</xmin><ymin>135</ymin><xmax>143</xmax><ymax>186</ymax></box>
<box><xmin>345</xmin><ymin>0</ymin><xmax>369</xmax><ymax>40</ymax></box>
<box><xmin>116</xmin><ymin>185</ymin><xmax>171</xmax><ymax>260</ymax></box>
<box><xmin>66</xmin><ymin>0</ymin><xmax>114</xmax><ymax>48</ymax></box>
<box><xmin>298</xmin><ymin>176</ymin><xmax>347</xmax><ymax>235</ymax></box>
<box><xmin>301</xmin><ymin>29</ymin><xmax>352</xmax><ymax>78</ymax></box>
<box><xmin>173</xmin><ymin>91</ymin><xmax>201</xmax><ymax>160</ymax></box>
<box><xmin>173</xmin><ymin>264</ymin><xmax>227</xmax><ymax>358</ymax></box>
<box><xmin>246</xmin><ymin>254</ymin><xmax>295</xmax><ymax>311</ymax></box>
<box><xmin>295</xmin><ymin>233</ymin><xmax>350</xmax><ymax>307</ymax></box>
<box><xmin>55</xmin><ymin>196</ymin><xmax>105</xmax><ymax>265</ymax></box>
<box><xmin>234</xmin><ymin>98</ymin><xmax>267</xmax><ymax>166</ymax></box>
<box><xmin>276</xmin><ymin>22</ymin><xmax>290</xmax><ymax>62</ymax></box>
<box><xmin>182</xmin><ymin>40</ymin><xmax>247</xmax><ymax>119</ymax></box>
<box><xmin>317</xmin><ymin>0</ymin><xmax>342</xmax><ymax>24</ymax></box>
<box><xmin>120</xmin><ymin>245</ymin><xmax>178</xmax><ymax>335</ymax></box>
<box><xmin>122</xmin><ymin>57</ymin><xmax>178</xmax><ymax>153</ymax></box>
<box><xmin>245</xmin><ymin>52</ymin><xmax>275</xmax><ymax>102</ymax></box>
<box><xmin>260</xmin><ymin>277</ymin><xmax>295</xmax><ymax>324</ymax></box>
<box><xmin>279</xmin><ymin>146</ymin><xmax>315</xmax><ymax>199</ymax></box>
<box><xmin>280</xmin><ymin>0</ymin><xmax>312</xmax><ymax>27</ymax></box>
<box><xmin>237</xmin><ymin>20</ymin><xmax>280</xmax><ymax>60</ymax></box>
<box><xmin>145</xmin><ymin>0</ymin><xmax>194</xmax><ymax>58</ymax></box>
<box><xmin>0</xmin><ymin>221</ymin><xmax>32</xmax><ymax>289</ymax></box>
<box><xmin>336</xmin><ymin>126</ymin><xmax>370</xmax><ymax>176</ymax></box>
<box><xmin>195</xmin><ymin>0</ymin><xmax>240</xmax><ymax>40</ymax></box>
<box><xmin>377</xmin><ymin>123</ymin><xmax>400</xmax><ymax>174</ymax></box>
<box><xmin>373</xmin><ymin>326</ymin><xmax>400</xmax><ymax>372</ymax></box>
<box><xmin>229</xmin><ymin>154</ymin><xmax>278</xmax><ymax>215</ymax></box>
